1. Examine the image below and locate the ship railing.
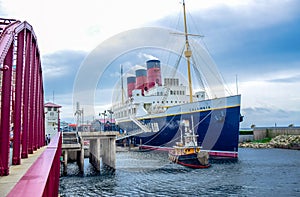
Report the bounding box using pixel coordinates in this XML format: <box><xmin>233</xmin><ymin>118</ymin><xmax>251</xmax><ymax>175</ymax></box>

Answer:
<box><xmin>129</xmin><ymin>115</ymin><xmax>152</xmax><ymax>133</ymax></box>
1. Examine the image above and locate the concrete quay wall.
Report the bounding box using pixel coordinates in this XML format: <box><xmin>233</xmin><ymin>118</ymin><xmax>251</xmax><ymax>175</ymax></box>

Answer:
<box><xmin>239</xmin><ymin>135</ymin><xmax>254</xmax><ymax>143</ymax></box>
<box><xmin>253</xmin><ymin>127</ymin><xmax>300</xmax><ymax>140</ymax></box>
<box><xmin>62</xmin><ymin>131</ymin><xmax>117</xmax><ymax>174</ymax></box>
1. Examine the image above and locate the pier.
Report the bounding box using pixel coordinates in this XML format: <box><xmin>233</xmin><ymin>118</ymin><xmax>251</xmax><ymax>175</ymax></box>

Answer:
<box><xmin>62</xmin><ymin>131</ymin><xmax>117</xmax><ymax>174</ymax></box>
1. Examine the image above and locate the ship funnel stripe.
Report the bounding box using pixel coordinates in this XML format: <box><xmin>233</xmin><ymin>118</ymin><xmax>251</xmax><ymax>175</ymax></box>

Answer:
<box><xmin>146</xmin><ymin>59</ymin><xmax>161</xmax><ymax>69</ymax></box>
<box><xmin>135</xmin><ymin>69</ymin><xmax>147</xmax><ymax>77</ymax></box>
<box><xmin>127</xmin><ymin>76</ymin><xmax>136</xmax><ymax>83</ymax></box>
<box><xmin>147</xmin><ymin>59</ymin><xmax>162</xmax><ymax>89</ymax></box>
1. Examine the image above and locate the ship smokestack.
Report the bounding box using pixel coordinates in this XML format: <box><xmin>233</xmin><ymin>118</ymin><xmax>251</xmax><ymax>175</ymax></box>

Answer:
<box><xmin>147</xmin><ymin>59</ymin><xmax>162</xmax><ymax>90</ymax></box>
<box><xmin>135</xmin><ymin>68</ymin><xmax>148</xmax><ymax>95</ymax></box>
<box><xmin>127</xmin><ymin>76</ymin><xmax>136</xmax><ymax>97</ymax></box>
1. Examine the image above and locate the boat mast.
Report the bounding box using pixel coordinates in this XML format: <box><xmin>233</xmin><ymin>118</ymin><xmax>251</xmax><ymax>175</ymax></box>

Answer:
<box><xmin>182</xmin><ymin>0</ymin><xmax>193</xmax><ymax>103</ymax></box>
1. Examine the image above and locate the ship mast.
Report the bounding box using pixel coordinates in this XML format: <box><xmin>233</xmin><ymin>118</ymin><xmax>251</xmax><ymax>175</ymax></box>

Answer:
<box><xmin>182</xmin><ymin>0</ymin><xmax>193</xmax><ymax>103</ymax></box>
<box><xmin>120</xmin><ymin>64</ymin><xmax>125</xmax><ymax>104</ymax></box>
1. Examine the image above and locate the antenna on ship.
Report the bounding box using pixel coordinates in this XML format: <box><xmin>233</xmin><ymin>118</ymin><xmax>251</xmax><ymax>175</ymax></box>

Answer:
<box><xmin>182</xmin><ymin>0</ymin><xmax>193</xmax><ymax>103</ymax></box>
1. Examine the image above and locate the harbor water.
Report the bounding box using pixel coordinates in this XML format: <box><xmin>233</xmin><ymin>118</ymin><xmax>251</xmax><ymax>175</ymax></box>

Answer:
<box><xmin>59</xmin><ymin>148</ymin><xmax>300</xmax><ymax>196</ymax></box>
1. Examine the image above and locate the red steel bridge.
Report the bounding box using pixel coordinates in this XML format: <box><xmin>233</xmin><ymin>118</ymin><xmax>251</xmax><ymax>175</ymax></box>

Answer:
<box><xmin>0</xmin><ymin>18</ymin><xmax>61</xmax><ymax>196</ymax></box>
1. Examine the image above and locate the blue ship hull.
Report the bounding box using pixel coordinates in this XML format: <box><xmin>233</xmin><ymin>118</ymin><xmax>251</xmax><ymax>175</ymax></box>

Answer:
<box><xmin>117</xmin><ymin>96</ymin><xmax>241</xmax><ymax>158</ymax></box>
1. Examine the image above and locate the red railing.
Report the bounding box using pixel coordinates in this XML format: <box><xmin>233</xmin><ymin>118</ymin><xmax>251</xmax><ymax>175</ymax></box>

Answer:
<box><xmin>7</xmin><ymin>132</ymin><xmax>62</xmax><ymax>197</ymax></box>
<box><xmin>0</xmin><ymin>18</ymin><xmax>45</xmax><ymax>175</ymax></box>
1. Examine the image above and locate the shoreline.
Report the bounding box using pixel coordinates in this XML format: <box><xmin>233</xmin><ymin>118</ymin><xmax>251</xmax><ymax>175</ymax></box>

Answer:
<box><xmin>239</xmin><ymin>134</ymin><xmax>300</xmax><ymax>150</ymax></box>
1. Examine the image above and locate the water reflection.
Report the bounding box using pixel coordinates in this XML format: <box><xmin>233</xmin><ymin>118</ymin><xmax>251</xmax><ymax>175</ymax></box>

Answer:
<box><xmin>59</xmin><ymin>148</ymin><xmax>300</xmax><ymax>196</ymax></box>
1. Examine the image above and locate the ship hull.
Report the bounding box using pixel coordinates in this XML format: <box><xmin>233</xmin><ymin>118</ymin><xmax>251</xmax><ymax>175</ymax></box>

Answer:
<box><xmin>168</xmin><ymin>153</ymin><xmax>211</xmax><ymax>169</ymax></box>
<box><xmin>117</xmin><ymin>95</ymin><xmax>241</xmax><ymax>158</ymax></box>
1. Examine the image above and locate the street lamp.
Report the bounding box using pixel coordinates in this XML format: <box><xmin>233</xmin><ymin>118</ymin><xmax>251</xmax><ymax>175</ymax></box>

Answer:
<box><xmin>107</xmin><ymin>110</ymin><xmax>114</xmax><ymax>130</ymax></box>
<box><xmin>99</xmin><ymin>110</ymin><xmax>106</xmax><ymax>131</ymax></box>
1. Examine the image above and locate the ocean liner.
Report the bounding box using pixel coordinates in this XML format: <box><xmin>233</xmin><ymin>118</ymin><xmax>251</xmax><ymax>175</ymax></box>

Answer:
<box><xmin>112</xmin><ymin>1</ymin><xmax>242</xmax><ymax>158</ymax></box>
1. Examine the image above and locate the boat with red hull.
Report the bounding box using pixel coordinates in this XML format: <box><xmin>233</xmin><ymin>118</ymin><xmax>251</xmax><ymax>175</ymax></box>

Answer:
<box><xmin>168</xmin><ymin>117</ymin><xmax>211</xmax><ymax>169</ymax></box>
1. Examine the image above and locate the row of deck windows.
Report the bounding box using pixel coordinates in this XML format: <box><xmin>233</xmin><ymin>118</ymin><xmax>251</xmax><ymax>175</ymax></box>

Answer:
<box><xmin>155</xmin><ymin>90</ymin><xmax>185</xmax><ymax>96</ymax></box>
<box><xmin>170</xmin><ymin>90</ymin><xmax>185</xmax><ymax>95</ymax></box>
<box><xmin>152</xmin><ymin>100</ymin><xmax>187</xmax><ymax>104</ymax></box>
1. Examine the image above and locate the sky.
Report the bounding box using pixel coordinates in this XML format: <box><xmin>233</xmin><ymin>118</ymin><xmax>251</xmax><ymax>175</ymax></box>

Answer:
<box><xmin>1</xmin><ymin>0</ymin><xmax>300</xmax><ymax>128</ymax></box>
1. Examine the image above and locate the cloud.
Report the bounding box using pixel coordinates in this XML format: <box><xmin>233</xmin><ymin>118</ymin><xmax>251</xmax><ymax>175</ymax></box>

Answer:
<box><xmin>42</xmin><ymin>50</ymin><xmax>87</xmax><ymax>77</ymax></box>
<box><xmin>240</xmin><ymin>78</ymin><xmax>300</xmax><ymax>108</ymax></box>
<box><xmin>4</xmin><ymin>0</ymin><xmax>299</xmax><ymax>126</ymax></box>
<box><xmin>42</xmin><ymin>50</ymin><xmax>87</xmax><ymax>97</ymax></box>
<box><xmin>241</xmin><ymin>107</ymin><xmax>300</xmax><ymax>128</ymax></box>
<box><xmin>267</xmin><ymin>74</ymin><xmax>300</xmax><ymax>83</ymax></box>
<box><xmin>0</xmin><ymin>2</ymin><xmax>4</xmax><ymax>13</ymax></box>
<box><xmin>138</xmin><ymin>52</ymin><xmax>159</xmax><ymax>61</ymax></box>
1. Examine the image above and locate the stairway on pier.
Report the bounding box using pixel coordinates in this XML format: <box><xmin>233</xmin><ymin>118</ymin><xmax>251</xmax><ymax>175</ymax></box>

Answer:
<box><xmin>62</xmin><ymin>132</ymin><xmax>79</xmax><ymax>144</ymax></box>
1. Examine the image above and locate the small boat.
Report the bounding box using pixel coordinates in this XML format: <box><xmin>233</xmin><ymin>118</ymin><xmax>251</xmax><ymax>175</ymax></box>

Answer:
<box><xmin>168</xmin><ymin>116</ymin><xmax>210</xmax><ymax>169</ymax></box>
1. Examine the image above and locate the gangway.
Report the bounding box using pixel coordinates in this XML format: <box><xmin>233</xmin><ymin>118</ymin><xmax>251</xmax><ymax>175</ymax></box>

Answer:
<box><xmin>129</xmin><ymin>115</ymin><xmax>152</xmax><ymax>133</ymax></box>
<box><xmin>116</xmin><ymin>129</ymin><xmax>146</xmax><ymax>140</ymax></box>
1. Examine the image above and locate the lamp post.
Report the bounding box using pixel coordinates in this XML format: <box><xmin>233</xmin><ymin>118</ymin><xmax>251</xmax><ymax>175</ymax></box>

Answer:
<box><xmin>107</xmin><ymin>110</ymin><xmax>114</xmax><ymax>130</ymax></box>
<box><xmin>99</xmin><ymin>110</ymin><xmax>106</xmax><ymax>131</ymax></box>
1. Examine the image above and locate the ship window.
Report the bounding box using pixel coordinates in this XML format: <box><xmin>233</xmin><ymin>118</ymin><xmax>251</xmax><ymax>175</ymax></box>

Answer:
<box><xmin>153</xmin><ymin>101</ymin><xmax>155</xmax><ymax>104</ymax></box>
<box><xmin>175</xmin><ymin>101</ymin><xmax>177</xmax><ymax>103</ymax></box>
<box><xmin>171</xmin><ymin>101</ymin><xmax>173</xmax><ymax>103</ymax></box>
<box><xmin>162</xmin><ymin>101</ymin><xmax>164</xmax><ymax>104</ymax></box>
<box><xmin>47</xmin><ymin>107</ymin><xmax>52</xmax><ymax>111</ymax></box>
<box><xmin>54</xmin><ymin>108</ymin><xmax>57</xmax><ymax>111</ymax></box>
<box><xmin>166</xmin><ymin>101</ymin><xmax>168</xmax><ymax>103</ymax></box>
<box><xmin>157</xmin><ymin>101</ymin><xmax>159</xmax><ymax>103</ymax></box>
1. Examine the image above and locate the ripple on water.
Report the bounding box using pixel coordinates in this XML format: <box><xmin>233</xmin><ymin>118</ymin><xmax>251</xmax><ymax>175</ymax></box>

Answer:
<box><xmin>59</xmin><ymin>148</ymin><xmax>300</xmax><ymax>196</ymax></box>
